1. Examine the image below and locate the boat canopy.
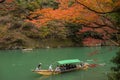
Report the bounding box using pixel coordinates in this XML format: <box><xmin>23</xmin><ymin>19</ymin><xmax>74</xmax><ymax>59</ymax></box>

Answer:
<box><xmin>57</xmin><ymin>59</ymin><xmax>81</xmax><ymax>65</ymax></box>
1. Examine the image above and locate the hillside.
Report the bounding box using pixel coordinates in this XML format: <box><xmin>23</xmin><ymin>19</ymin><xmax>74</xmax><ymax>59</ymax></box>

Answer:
<box><xmin>0</xmin><ymin>0</ymin><xmax>120</xmax><ymax>49</ymax></box>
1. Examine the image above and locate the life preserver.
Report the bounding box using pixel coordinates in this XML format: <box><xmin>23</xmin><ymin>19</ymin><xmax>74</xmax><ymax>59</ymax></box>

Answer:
<box><xmin>0</xmin><ymin>0</ymin><xmax>5</xmax><ymax>3</ymax></box>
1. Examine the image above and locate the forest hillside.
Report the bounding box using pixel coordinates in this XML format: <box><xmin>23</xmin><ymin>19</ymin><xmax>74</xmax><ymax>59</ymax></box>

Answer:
<box><xmin>0</xmin><ymin>0</ymin><xmax>120</xmax><ymax>49</ymax></box>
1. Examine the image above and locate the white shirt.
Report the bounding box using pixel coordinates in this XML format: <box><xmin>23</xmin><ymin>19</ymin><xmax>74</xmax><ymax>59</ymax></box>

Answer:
<box><xmin>49</xmin><ymin>65</ymin><xmax>53</xmax><ymax>71</ymax></box>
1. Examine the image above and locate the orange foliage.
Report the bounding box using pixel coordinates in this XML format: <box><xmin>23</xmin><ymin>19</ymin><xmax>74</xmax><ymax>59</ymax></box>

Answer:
<box><xmin>56</xmin><ymin>0</ymin><xmax>73</xmax><ymax>9</ymax></box>
<box><xmin>26</xmin><ymin>0</ymin><xmax>118</xmax><ymax>43</ymax></box>
<box><xmin>27</xmin><ymin>2</ymin><xmax>101</xmax><ymax>27</ymax></box>
<box><xmin>27</xmin><ymin>0</ymin><xmax>120</xmax><ymax>27</ymax></box>
<box><xmin>77</xmin><ymin>0</ymin><xmax>120</xmax><ymax>13</ymax></box>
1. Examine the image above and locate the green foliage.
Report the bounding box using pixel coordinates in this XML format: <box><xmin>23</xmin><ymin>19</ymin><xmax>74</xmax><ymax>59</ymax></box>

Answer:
<box><xmin>22</xmin><ymin>22</ymin><xmax>35</xmax><ymax>30</ymax></box>
<box><xmin>65</xmin><ymin>22</ymin><xmax>82</xmax><ymax>35</ymax></box>
<box><xmin>110</xmin><ymin>33</ymin><xmax>118</xmax><ymax>41</ymax></box>
<box><xmin>38</xmin><ymin>0</ymin><xmax>59</xmax><ymax>9</ymax></box>
<box><xmin>43</xmin><ymin>20</ymin><xmax>68</xmax><ymax>40</ymax></box>
<box><xmin>23</xmin><ymin>31</ymin><xmax>41</xmax><ymax>39</ymax></box>
<box><xmin>9</xmin><ymin>21</ymin><xmax>22</xmax><ymax>30</ymax></box>
<box><xmin>15</xmin><ymin>0</ymin><xmax>58</xmax><ymax>11</ymax></box>
<box><xmin>82</xmin><ymin>31</ymin><xmax>103</xmax><ymax>39</ymax></box>
<box><xmin>0</xmin><ymin>16</ymin><xmax>11</xmax><ymax>25</ymax></box>
<box><xmin>65</xmin><ymin>22</ymin><xmax>83</xmax><ymax>45</ymax></box>
<box><xmin>108</xmin><ymin>50</ymin><xmax>120</xmax><ymax>80</ymax></box>
<box><xmin>112</xmin><ymin>0</ymin><xmax>119</xmax><ymax>3</ymax></box>
<box><xmin>39</xmin><ymin>26</ymin><xmax>50</xmax><ymax>39</ymax></box>
<box><xmin>68</xmin><ymin>1</ymin><xmax>75</xmax><ymax>7</ymax></box>
<box><xmin>108</xmin><ymin>13</ymin><xmax>120</xmax><ymax>24</ymax></box>
<box><xmin>108</xmin><ymin>72</ymin><xmax>120</xmax><ymax>80</ymax></box>
<box><xmin>111</xmin><ymin>50</ymin><xmax>120</xmax><ymax>71</ymax></box>
<box><xmin>11</xmin><ymin>38</ymin><xmax>25</xmax><ymax>46</ymax></box>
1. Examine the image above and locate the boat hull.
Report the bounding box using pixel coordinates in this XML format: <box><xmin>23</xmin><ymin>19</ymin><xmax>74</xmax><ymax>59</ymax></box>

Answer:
<box><xmin>32</xmin><ymin>70</ymin><xmax>61</xmax><ymax>76</ymax></box>
<box><xmin>32</xmin><ymin>66</ymin><xmax>88</xmax><ymax>76</ymax></box>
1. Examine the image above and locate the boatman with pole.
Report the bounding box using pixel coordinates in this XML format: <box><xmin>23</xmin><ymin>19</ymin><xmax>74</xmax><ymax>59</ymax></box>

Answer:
<box><xmin>35</xmin><ymin>63</ymin><xmax>42</xmax><ymax>71</ymax></box>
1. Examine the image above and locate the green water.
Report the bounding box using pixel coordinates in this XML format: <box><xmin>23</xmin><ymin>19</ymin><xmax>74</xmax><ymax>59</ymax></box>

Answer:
<box><xmin>0</xmin><ymin>47</ymin><xmax>119</xmax><ymax>80</ymax></box>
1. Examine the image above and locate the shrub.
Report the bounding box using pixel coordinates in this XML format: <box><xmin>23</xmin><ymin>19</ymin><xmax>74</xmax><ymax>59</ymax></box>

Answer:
<box><xmin>65</xmin><ymin>22</ymin><xmax>83</xmax><ymax>44</ymax></box>
<box><xmin>82</xmin><ymin>31</ymin><xmax>103</xmax><ymax>39</ymax></box>
<box><xmin>9</xmin><ymin>21</ymin><xmax>22</xmax><ymax>30</ymax></box>
<box><xmin>108</xmin><ymin>50</ymin><xmax>120</xmax><ymax>80</ymax></box>
<box><xmin>22</xmin><ymin>22</ymin><xmax>35</xmax><ymax>30</ymax></box>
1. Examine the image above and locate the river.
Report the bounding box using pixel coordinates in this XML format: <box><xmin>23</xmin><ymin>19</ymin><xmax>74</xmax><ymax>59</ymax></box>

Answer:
<box><xmin>0</xmin><ymin>46</ymin><xmax>119</xmax><ymax>80</ymax></box>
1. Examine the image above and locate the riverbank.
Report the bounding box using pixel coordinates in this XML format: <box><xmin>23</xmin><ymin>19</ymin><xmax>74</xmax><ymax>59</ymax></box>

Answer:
<box><xmin>0</xmin><ymin>38</ymin><xmax>118</xmax><ymax>50</ymax></box>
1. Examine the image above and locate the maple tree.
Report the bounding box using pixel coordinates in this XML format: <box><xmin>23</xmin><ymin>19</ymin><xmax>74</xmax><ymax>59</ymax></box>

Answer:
<box><xmin>0</xmin><ymin>0</ymin><xmax>119</xmax><ymax>47</ymax></box>
<box><xmin>76</xmin><ymin>0</ymin><xmax>120</xmax><ymax>14</ymax></box>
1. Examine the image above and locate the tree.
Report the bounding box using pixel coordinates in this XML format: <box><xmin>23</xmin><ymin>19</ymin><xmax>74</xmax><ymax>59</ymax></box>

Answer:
<box><xmin>108</xmin><ymin>50</ymin><xmax>120</xmax><ymax>80</ymax></box>
<box><xmin>75</xmin><ymin>0</ymin><xmax>120</xmax><ymax>45</ymax></box>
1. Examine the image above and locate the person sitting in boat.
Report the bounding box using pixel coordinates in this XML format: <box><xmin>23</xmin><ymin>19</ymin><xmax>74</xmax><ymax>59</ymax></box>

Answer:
<box><xmin>35</xmin><ymin>63</ymin><xmax>42</xmax><ymax>71</ymax></box>
<box><xmin>55</xmin><ymin>65</ymin><xmax>60</xmax><ymax>71</ymax></box>
<box><xmin>83</xmin><ymin>62</ymin><xmax>89</xmax><ymax>66</ymax></box>
<box><xmin>48</xmin><ymin>64</ymin><xmax>53</xmax><ymax>71</ymax></box>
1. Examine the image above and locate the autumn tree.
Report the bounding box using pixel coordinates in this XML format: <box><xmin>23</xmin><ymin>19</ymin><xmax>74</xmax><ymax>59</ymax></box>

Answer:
<box><xmin>76</xmin><ymin>0</ymin><xmax>120</xmax><ymax>44</ymax></box>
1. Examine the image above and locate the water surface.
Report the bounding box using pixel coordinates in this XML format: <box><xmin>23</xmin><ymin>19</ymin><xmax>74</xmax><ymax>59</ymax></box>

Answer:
<box><xmin>0</xmin><ymin>46</ymin><xmax>119</xmax><ymax>80</ymax></box>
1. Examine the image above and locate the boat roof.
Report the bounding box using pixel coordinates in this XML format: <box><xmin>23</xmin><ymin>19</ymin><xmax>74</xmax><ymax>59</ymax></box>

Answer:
<box><xmin>57</xmin><ymin>59</ymin><xmax>81</xmax><ymax>65</ymax></box>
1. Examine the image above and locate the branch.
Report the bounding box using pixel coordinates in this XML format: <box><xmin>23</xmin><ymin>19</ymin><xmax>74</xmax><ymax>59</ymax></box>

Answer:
<box><xmin>0</xmin><ymin>0</ymin><xmax>5</xmax><ymax>3</ymax></box>
<box><xmin>75</xmin><ymin>0</ymin><xmax>119</xmax><ymax>14</ymax></box>
<box><xmin>81</xmin><ymin>23</ymin><xmax>106</xmax><ymax>29</ymax></box>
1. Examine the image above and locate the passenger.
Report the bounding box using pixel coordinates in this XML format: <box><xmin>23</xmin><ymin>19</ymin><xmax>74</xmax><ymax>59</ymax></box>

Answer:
<box><xmin>73</xmin><ymin>64</ymin><xmax>76</xmax><ymax>68</ymax></box>
<box><xmin>66</xmin><ymin>64</ymin><xmax>69</xmax><ymax>70</ymax></box>
<box><xmin>69</xmin><ymin>64</ymin><xmax>73</xmax><ymax>69</ymax></box>
<box><xmin>71</xmin><ymin>64</ymin><xmax>76</xmax><ymax>69</ymax></box>
<box><xmin>80</xmin><ymin>63</ymin><xmax>84</xmax><ymax>67</ymax></box>
<box><xmin>60</xmin><ymin>65</ymin><xmax>65</xmax><ymax>72</ymax></box>
<box><xmin>84</xmin><ymin>62</ymin><xmax>89</xmax><ymax>66</ymax></box>
<box><xmin>55</xmin><ymin>65</ymin><xmax>60</xmax><ymax>71</ymax></box>
<box><xmin>48</xmin><ymin>65</ymin><xmax>53</xmax><ymax>71</ymax></box>
<box><xmin>63</xmin><ymin>64</ymin><xmax>66</xmax><ymax>70</ymax></box>
<box><xmin>77</xmin><ymin>64</ymin><xmax>82</xmax><ymax>68</ymax></box>
<box><xmin>68</xmin><ymin>64</ymin><xmax>70</xmax><ymax>69</ymax></box>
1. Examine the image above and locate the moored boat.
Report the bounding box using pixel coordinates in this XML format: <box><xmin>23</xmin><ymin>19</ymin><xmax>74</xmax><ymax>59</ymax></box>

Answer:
<box><xmin>22</xmin><ymin>48</ymin><xmax>33</xmax><ymax>51</ymax></box>
<box><xmin>32</xmin><ymin>59</ymin><xmax>89</xmax><ymax>76</ymax></box>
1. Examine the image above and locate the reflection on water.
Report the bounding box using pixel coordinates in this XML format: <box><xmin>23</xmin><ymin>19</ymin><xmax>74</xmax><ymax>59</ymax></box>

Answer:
<box><xmin>36</xmin><ymin>76</ymin><xmax>49</xmax><ymax>80</ymax></box>
<box><xmin>0</xmin><ymin>46</ymin><xmax>119</xmax><ymax>80</ymax></box>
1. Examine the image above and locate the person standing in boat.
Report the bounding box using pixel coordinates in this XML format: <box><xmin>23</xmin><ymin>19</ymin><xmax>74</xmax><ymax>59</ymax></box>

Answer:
<box><xmin>35</xmin><ymin>63</ymin><xmax>42</xmax><ymax>71</ymax></box>
<box><xmin>48</xmin><ymin>64</ymin><xmax>53</xmax><ymax>71</ymax></box>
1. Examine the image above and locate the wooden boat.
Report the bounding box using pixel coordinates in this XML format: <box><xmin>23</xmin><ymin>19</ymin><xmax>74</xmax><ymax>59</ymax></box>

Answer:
<box><xmin>32</xmin><ymin>59</ymin><xmax>89</xmax><ymax>76</ymax></box>
<box><xmin>32</xmin><ymin>70</ymin><xmax>60</xmax><ymax>75</ymax></box>
<box><xmin>22</xmin><ymin>48</ymin><xmax>33</xmax><ymax>51</ymax></box>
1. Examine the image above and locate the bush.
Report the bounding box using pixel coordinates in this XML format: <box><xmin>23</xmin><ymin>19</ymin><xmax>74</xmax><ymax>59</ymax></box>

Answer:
<box><xmin>11</xmin><ymin>39</ymin><xmax>25</xmax><ymax>46</ymax></box>
<box><xmin>82</xmin><ymin>31</ymin><xmax>103</xmax><ymax>39</ymax></box>
<box><xmin>22</xmin><ymin>22</ymin><xmax>36</xmax><ymax>30</ymax></box>
<box><xmin>44</xmin><ymin>20</ymin><xmax>69</xmax><ymax>40</ymax></box>
<box><xmin>0</xmin><ymin>16</ymin><xmax>11</xmax><ymax>25</ymax></box>
<box><xmin>65</xmin><ymin>22</ymin><xmax>83</xmax><ymax>44</ymax></box>
<box><xmin>108</xmin><ymin>50</ymin><xmax>120</xmax><ymax>80</ymax></box>
<box><xmin>9</xmin><ymin>21</ymin><xmax>22</xmax><ymax>30</ymax></box>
